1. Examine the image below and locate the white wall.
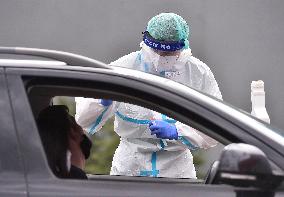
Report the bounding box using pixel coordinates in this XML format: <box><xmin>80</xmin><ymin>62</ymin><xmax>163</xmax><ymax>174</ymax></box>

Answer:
<box><xmin>1</xmin><ymin>0</ymin><xmax>284</xmax><ymax>131</ymax></box>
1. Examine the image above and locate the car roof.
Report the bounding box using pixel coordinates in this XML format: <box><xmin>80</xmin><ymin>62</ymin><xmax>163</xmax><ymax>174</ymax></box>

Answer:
<box><xmin>0</xmin><ymin>59</ymin><xmax>67</xmax><ymax>67</ymax></box>
<box><xmin>0</xmin><ymin>47</ymin><xmax>110</xmax><ymax>68</ymax></box>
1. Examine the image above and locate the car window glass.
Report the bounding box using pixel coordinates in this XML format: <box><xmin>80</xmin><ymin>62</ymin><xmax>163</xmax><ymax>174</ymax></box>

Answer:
<box><xmin>25</xmin><ymin>80</ymin><xmax>283</xmax><ymax>192</ymax></box>
<box><xmin>52</xmin><ymin>96</ymin><xmax>224</xmax><ymax>180</ymax></box>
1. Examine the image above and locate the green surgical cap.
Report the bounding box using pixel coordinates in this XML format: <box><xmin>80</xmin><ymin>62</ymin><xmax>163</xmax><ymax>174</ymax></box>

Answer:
<box><xmin>146</xmin><ymin>13</ymin><xmax>190</xmax><ymax>49</ymax></box>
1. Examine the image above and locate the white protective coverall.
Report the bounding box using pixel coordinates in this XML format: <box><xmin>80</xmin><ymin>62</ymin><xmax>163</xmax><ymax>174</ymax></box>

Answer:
<box><xmin>75</xmin><ymin>44</ymin><xmax>222</xmax><ymax>178</ymax></box>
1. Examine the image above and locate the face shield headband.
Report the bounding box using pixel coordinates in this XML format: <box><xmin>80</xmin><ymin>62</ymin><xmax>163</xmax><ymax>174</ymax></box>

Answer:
<box><xmin>142</xmin><ymin>31</ymin><xmax>185</xmax><ymax>52</ymax></box>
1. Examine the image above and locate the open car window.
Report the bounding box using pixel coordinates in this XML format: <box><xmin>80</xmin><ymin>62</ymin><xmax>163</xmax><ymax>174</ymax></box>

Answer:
<box><xmin>26</xmin><ymin>76</ymin><xmax>227</xmax><ymax>182</ymax></box>
<box><xmin>52</xmin><ymin>96</ymin><xmax>224</xmax><ymax>180</ymax></box>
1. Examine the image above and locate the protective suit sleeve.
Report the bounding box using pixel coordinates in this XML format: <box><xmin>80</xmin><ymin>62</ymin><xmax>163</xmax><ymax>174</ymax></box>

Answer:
<box><xmin>188</xmin><ymin>56</ymin><xmax>223</xmax><ymax>100</ymax></box>
<box><xmin>175</xmin><ymin>121</ymin><xmax>218</xmax><ymax>150</ymax></box>
<box><xmin>114</xmin><ymin>102</ymin><xmax>159</xmax><ymax>138</ymax></box>
<box><xmin>75</xmin><ymin>97</ymin><xmax>116</xmax><ymax>134</ymax></box>
<box><xmin>110</xmin><ymin>51</ymin><xmax>140</xmax><ymax>69</ymax></box>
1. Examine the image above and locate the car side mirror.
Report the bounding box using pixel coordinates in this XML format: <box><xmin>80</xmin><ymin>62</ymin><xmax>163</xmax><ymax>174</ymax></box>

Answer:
<box><xmin>207</xmin><ymin>143</ymin><xmax>283</xmax><ymax>190</ymax></box>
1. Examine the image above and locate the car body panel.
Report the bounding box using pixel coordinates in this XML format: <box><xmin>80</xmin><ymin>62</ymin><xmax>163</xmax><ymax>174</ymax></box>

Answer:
<box><xmin>0</xmin><ymin>68</ymin><xmax>27</xmax><ymax>196</ymax></box>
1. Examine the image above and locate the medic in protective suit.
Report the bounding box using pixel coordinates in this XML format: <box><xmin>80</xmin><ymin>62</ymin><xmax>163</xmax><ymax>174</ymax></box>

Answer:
<box><xmin>75</xmin><ymin>13</ymin><xmax>222</xmax><ymax>178</ymax></box>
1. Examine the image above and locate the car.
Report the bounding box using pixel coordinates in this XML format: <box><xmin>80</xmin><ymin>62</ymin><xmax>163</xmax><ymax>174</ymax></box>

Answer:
<box><xmin>0</xmin><ymin>47</ymin><xmax>283</xmax><ymax>197</ymax></box>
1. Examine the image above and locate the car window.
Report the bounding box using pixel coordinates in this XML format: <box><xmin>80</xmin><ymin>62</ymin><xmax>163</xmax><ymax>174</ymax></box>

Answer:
<box><xmin>52</xmin><ymin>96</ymin><xmax>223</xmax><ymax>180</ymax></box>
<box><xmin>21</xmin><ymin>72</ymin><xmax>283</xmax><ymax>193</ymax></box>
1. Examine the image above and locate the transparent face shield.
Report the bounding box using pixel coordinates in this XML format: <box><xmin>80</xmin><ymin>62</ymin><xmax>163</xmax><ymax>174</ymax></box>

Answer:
<box><xmin>141</xmin><ymin>43</ymin><xmax>180</xmax><ymax>73</ymax></box>
<box><xmin>140</xmin><ymin>31</ymin><xmax>192</xmax><ymax>78</ymax></box>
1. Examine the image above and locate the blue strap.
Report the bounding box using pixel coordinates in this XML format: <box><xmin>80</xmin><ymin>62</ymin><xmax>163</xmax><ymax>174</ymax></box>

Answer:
<box><xmin>143</xmin><ymin>31</ymin><xmax>185</xmax><ymax>52</ymax></box>
<box><xmin>161</xmin><ymin>114</ymin><xmax>167</xmax><ymax>120</ymax></box>
<box><xmin>135</xmin><ymin>52</ymin><xmax>142</xmax><ymax>65</ymax></box>
<box><xmin>178</xmin><ymin>136</ymin><xmax>199</xmax><ymax>150</ymax></box>
<box><xmin>88</xmin><ymin>106</ymin><xmax>109</xmax><ymax>135</ymax></box>
<box><xmin>160</xmin><ymin>139</ymin><xmax>165</xmax><ymax>150</ymax></box>
<box><xmin>135</xmin><ymin>52</ymin><xmax>150</xmax><ymax>73</ymax></box>
<box><xmin>159</xmin><ymin>71</ymin><xmax>165</xmax><ymax>77</ymax></box>
<box><xmin>143</xmin><ymin>62</ymin><xmax>149</xmax><ymax>73</ymax></box>
<box><xmin>115</xmin><ymin>111</ymin><xmax>176</xmax><ymax>125</ymax></box>
<box><xmin>115</xmin><ymin>111</ymin><xmax>150</xmax><ymax>125</ymax></box>
<box><xmin>161</xmin><ymin>114</ymin><xmax>177</xmax><ymax>124</ymax></box>
<box><xmin>140</xmin><ymin>152</ymin><xmax>159</xmax><ymax>177</ymax></box>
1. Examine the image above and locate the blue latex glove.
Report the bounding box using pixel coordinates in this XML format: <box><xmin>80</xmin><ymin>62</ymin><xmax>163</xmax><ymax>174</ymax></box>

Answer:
<box><xmin>100</xmin><ymin>99</ymin><xmax>112</xmax><ymax>107</ymax></box>
<box><xmin>149</xmin><ymin>120</ymin><xmax>178</xmax><ymax>140</ymax></box>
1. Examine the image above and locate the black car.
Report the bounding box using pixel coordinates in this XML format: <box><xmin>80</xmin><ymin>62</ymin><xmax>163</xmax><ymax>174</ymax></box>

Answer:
<box><xmin>0</xmin><ymin>47</ymin><xmax>283</xmax><ymax>197</ymax></box>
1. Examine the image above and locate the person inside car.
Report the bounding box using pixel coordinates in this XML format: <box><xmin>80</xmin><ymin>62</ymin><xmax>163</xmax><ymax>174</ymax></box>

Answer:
<box><xmin>37</xmin><ymin>105</ymin><xmax>92</xmax><ymax>179</ymax></box>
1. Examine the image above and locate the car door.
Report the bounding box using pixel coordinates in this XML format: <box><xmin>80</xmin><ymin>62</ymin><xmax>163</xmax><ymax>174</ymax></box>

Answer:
<box><xmin>5</xmin><ymin>66</ymin><xmax>283</xmax><ymax>197</ymax></box>
<box><xmin>0</xmin><ymin>67</ymin><xmax>27</xmax><ymax>197</ymax></box>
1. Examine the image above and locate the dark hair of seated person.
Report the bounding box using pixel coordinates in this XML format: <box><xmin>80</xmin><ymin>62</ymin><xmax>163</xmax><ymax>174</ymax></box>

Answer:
<box><xmin>37</xmin><ymin>105</ymin><xmax>88</xmax><ymax>179</ymax></box>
